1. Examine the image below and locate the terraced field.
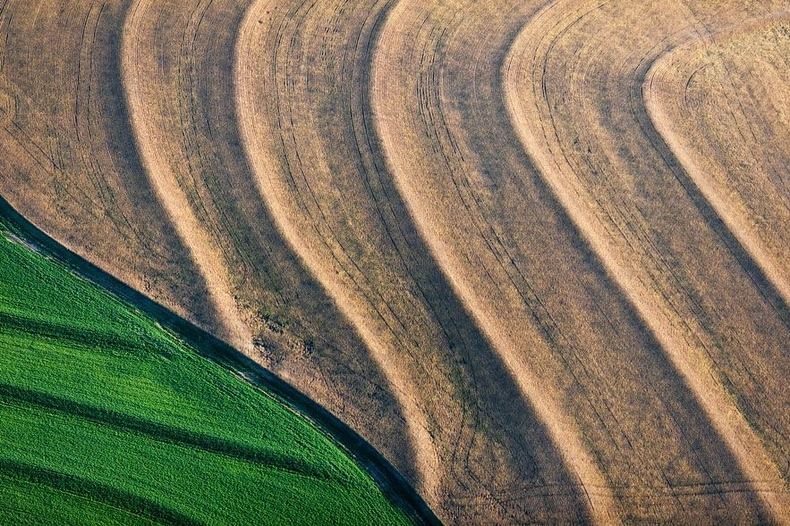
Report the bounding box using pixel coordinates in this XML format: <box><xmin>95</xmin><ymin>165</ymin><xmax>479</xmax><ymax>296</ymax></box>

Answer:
<box><xmin>0</xmin><ymin>0</ymin><xmax>788</xmax><ymax>523</ymax></box>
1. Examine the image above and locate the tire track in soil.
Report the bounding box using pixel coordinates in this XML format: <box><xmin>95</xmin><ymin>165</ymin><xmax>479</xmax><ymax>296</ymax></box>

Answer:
<box><xmin>0</xmin><ymin>0</ymin><xmax>219</xmax><ymax>331</ymax></box>
<box><xmin>236</xmin><ymin>0</ymin><xmax>591</xmax><ymax>522</ymax></box>
<box><xmin>117</xmin><ymin>0</ymin><xmax>419</xmax><ymax>494</ymax></box>
<box><xmin>504</xmin><ymin>0</ymin><xmax>789</xmax><ymax>520</ymax></box>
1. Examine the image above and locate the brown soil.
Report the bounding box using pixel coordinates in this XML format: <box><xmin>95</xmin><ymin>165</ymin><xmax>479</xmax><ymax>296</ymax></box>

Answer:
<box><xmin>1</xmin><ymin>0</ymin><xmax>787</xmax><ymax>523</ymax></box>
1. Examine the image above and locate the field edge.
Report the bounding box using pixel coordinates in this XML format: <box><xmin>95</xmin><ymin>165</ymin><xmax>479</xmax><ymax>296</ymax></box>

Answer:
<box><xmin>0</xmin><ymin>194</ymin><xmax>440</xmax><ymax>526</ymax></box>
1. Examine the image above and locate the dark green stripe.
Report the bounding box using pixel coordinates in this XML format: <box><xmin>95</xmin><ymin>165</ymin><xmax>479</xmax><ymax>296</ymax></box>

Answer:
<box><xmin>0</xmin><ymin>383</ymin><xmax>342</xmax><ymax>483</ymax></box>
<box><xmin>0</xmin><ymin>459</ymin><xmax>202</xmax><ymax>526</ymax></box>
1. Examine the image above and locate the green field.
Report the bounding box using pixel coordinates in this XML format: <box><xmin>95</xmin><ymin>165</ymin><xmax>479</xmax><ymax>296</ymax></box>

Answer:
<box><xmin>0</xmin><ymin>219</ymin><xmax>411</xmax><ymax>525</ymax></box>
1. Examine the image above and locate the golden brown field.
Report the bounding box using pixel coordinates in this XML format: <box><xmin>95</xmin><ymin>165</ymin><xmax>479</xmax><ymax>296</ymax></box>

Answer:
<box><xmin>1</xmin><ymin>0</ymin><xmax>787</xmax><ymax>523</ymax></box>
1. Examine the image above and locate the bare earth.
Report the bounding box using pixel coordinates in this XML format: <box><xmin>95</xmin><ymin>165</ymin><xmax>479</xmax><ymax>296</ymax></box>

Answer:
<box><xmin>0</xmin><ymin>0</ymin><xmax>787</xmax><ymax>523</ymax></box>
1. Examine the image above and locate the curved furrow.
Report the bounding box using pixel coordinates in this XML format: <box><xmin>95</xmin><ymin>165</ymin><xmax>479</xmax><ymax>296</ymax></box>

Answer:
<box><xmin>373</xmin><ymin>0</ymin><xmax>789</xmax><ymax>522</ymax></box>
<box><xmin>505</xmin><ymin>0</ymin><xmax>789</xmax><ymax>520</ymax></box>
<box><xmin>235</xmin><ymin>0</ymin><xmax>440</xmax><ymax>505</ymax></box>
<box><xmin>117</xmin><ymin>0</ymin><xmax>417</xmax><ymax>482</ymax></box>
<box><xmin>374</xmin><ymin>1</ymin><xmax>616</xmax><ymax>521</ymax></box>
<box><xmin>236</xmin><ymin>0</ymin><xmax>591</xmax><ymax>522</ymax></box>
<box><xmin>0</xmin><ymin>0</ymin><xmax>217</xmax><ymax>329</ymax></box>
<box><xmin>122</xmin><ymin>0</ymin><xmax>252</xmax><ymax>348</ymax></box>
<box><xmin>644</xmin><ymin>14</ymin><xmax>790</xmax><ymax>304</ymax></box>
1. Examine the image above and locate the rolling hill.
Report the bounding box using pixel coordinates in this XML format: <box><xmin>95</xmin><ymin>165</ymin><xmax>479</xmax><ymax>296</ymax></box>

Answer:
<box><xmin>0</xmin><ymin>0</ymin><xmax>787</xmax><ymax>523</ymax></box>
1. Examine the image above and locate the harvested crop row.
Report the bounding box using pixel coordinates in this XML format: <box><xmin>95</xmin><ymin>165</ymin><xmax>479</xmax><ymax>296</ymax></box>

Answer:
<box><xmin>372</xmin><ymin>0</ymin><xmax>789</xmax><ymax>522</ymax></box>
<box><xmin>644</xmin><ymin>15</ymin><xmax>790</xmax><ymax>305</ymax></box>
<box><xmin>122</xmin><ymin>0</ymin><xmax>254</xmax><ymax>347</ymax></box>
<box><xmin>235</xmin><ymin>1</ymin><xmax>590</xmax><ymax>522</ymax></box>
<box><xmin>505</xmin><ymin>0</ymin><xmax>789</xmax><ymax>520</ymax></box>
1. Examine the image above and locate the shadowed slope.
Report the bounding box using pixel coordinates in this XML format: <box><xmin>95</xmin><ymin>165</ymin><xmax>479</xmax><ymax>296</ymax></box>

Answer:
<box><xmin>374</xmin><ymin>0</ymin><xmax>784</xmax><ymax>522</ymax></box>
<box><xmin>0</xmin><ymin>0</ymin><xmax>787</xmax><ymax>523</ymax></box>
<box><xmin>118</xmin><ymin>0</ymin><xmax>417</xmax><ymax>478</ymax></box>
<box><xmin>0</xmin><ymin>0</ymin><xmax>217</xmax><ymax>329</ymax></box>
<box><xmin>505</xmin><ymin>0</ymin><xmax>789</xmax><ymax>520</ymax></box>
<box><xmin>644</xmin><ymin>15</ymin><xmax>790</xmax><ymax>304</ymax></box>
<box><xmin>123</xmin><ymin>0</ymin><xmax>252</xmax><ymax>347</ymax></box>
<box><xmin>236</xmin><ymin>0</ymin><xmax>588</xmax><ymax>522</ymax></box>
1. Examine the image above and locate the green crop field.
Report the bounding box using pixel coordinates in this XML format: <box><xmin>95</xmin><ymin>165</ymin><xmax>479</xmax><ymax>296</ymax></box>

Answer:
<box><xmin>0</xmin><ymin>218</ymin><xmax>411</xmax><ymax>525</ymax></box>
